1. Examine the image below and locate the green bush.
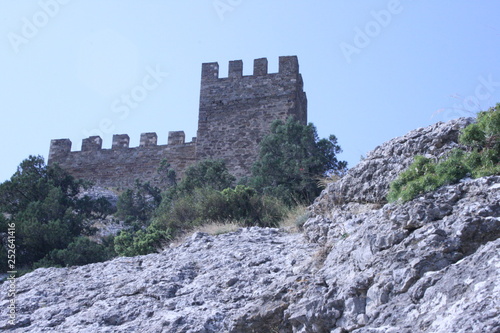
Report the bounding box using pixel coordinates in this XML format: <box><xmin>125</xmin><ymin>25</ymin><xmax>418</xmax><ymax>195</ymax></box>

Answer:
<box><xmin>167</xmin><ymin>187</ymin><xmax>226</xmax><ymax>228</ymax></box>
<box><xmin>388</xmin><ymin>103</ymin><xmax>500</xmax><ymax>202</ymax></box>
<box><xmin>387</xmin><ymin>156</ymin><xmax>436</xmax><ymax>202</ymax></box>
<box><xmin>176</xmin><ymin>159</ymin><xmax>235</xmax><ymax>193</ymax></box>
<box><xmin>434</xmin><ymin>149</ymin><xmax>469</xmax><ymax>182</ymax></box>
<box><xmin>153</xmin><ymin>185</ymin><xmax>287</xmax><ymax>236</ymax></box>
<box><xmin>469</xmin><ymin>149</ymin><xmax>500</xmax><ymax>177</ymax></box>
<box><xmin>460</xmin><ymin>104</ymin><xmax>500</xmax><ymax>154</ymax></box>
<box><xmin>113</xmin><ymin>231</ymin><xmax>135</xmax><ymax>257</ymax></box>
<box><xmin>222</xmin><ymin>186</ymin><xmax>257</xmax><ymax>221</ymax></box>
<box><xmin>222</xmin><ymin>185</ymin><xmax>287</xmax><ymax>227</ymax></box>
<box><xmin>114</xmin><ymin>224</ymin><xmax>171</xmax><ymax>257</ymax></box>
<box><xmin>150</xmin><ymin>160</ymin><xmax>238</xmax><ymax>237</ymax></box>
<box><xmin>35</xmin><ymin>236</ymin><xmax>114</xmax><ymax>268</ymax></box>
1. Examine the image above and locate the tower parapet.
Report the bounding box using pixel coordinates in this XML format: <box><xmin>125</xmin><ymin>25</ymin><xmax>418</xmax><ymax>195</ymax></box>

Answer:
<box><xmin>253</xmin><ymin>58</ymin><xmax>268</xmax><ymax>76</ymax></box>
<box><xmin>168</xmin><ymin>131</ymin><xmax>186</xmax><ymax>145</ymax></box>
<box><xmin>200</xmin><ymin>56</ymin><xmax>302</xmax><ymax>82</ymax></box>
<box><xmin>201</xmin><ymin>62</ymin><xmax>218</xmax><ymax>81</ymax></box>
<box><xmin>278</xmin><ymin>55</ymin><xmax>300</xmax><ymax>76</ymax></box>
<box><xmin>228</xmin><ymin>60</ymin><xmax>243</xmax><ymax>79</ymax></box>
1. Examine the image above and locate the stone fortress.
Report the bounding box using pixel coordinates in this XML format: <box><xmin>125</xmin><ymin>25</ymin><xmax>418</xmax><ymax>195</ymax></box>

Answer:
<box><xmin>48</xmin><ymin>56</ymin><xmax>307</xmax><ymax>189</ymax></box>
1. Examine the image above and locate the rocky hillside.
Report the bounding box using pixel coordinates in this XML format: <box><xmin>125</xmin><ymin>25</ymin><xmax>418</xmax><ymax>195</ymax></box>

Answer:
<box><xmin>1</xmin><ymin>118</ymin><xmax>499</xmax><ymax>333</ymax></box>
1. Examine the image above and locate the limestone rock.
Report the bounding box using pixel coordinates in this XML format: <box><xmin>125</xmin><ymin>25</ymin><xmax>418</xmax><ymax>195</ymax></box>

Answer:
<box><xmin>298</xmin><ymin>175</ymin><xmax>500</xmax><ymax>332</ymax></box>
<box><xmin>0</xmin><ymin>228</ymin><xmax>318</xmax><ymax>332</ymax></box>
<box><xmin>311</xmin><ymin>117</ymin><xmax>474</xmax><ymax>210</ymax></box>
<box><xmin>78</xmin><ymin>186</ymin><xmax>119</xmax><ymax>209</ymax></box>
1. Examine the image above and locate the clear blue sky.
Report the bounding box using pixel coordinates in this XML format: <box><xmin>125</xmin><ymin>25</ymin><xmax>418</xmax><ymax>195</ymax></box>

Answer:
<box><xmin>1</xmin><ymin>1</ymin><xmax>499</xmax><ymax>182</ymax></box>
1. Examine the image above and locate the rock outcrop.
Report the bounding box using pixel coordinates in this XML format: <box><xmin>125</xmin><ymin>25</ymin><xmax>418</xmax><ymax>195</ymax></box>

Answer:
<box><xmin>314</xmin><ymin>117</ymin><xmax>474</xmax><ymax>206</ymax></box>
<box><xmin>1</xmin><ymin>117</ymin><xmax>499</xmax><ymax>333</ymax></box>
<box><xmin>298</xmin><ymin>175</ymin><xmax>500</xmax><ymax>332</ymax></box>
<box><xmin>1</xmin><ymin>228</ymin><xmax>318</xmax><ymax>332</ymax></box>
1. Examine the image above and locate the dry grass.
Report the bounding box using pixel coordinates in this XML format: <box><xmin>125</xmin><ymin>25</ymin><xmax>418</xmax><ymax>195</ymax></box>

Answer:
<box><xmin>313</xmin><ymin>243</ymin><xmax>333</xmax><ymax>268</ymax></box>
<box><xmin>279</xmin><ymin>205</ymin><xmax>310</xmax><ymax>233</ymax></box>
<box><xmin>194</xmin><ymin>221</ymin><xmax>241</xmax><ymax>235</ymax></box>
<box><xmin>169</xmin><ymin>205</ymin><xmax>311</xmax><ymax>248</ymax></box>
<box><xmin>316</xmin><ymin>174</ymin><xmax>341</xmax><ymax>189</ymax></box>
<box><xmin>169</xmin><ymin>220</ymin><xmax>241</xmax><ymax>247</ymax></box>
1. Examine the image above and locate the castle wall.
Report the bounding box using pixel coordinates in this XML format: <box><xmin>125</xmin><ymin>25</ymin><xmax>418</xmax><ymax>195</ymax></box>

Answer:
<box><xmin>49</xmin><ymin>133</ymin><xmax>196</xmax><ymax>189</ymax></box>
<box><xmin>196</xmin><ymin>56</ymin><xmax>307</xmax><ymax>179</ymax></box>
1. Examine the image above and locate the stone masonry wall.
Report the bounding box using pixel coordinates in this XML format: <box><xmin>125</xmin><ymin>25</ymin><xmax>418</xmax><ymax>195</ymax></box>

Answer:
<box><xmin>196</xmin><ymin>56</ymin><xmax>307</xmax><ymax>179</ymax></box>
<box><xmin>49</xmin><ymin>132</ymin><xmax>196</xmax><ymax>189</ymax></box>
<box><xmin>48</xmin><ymin>56</ymin><xmax>307</xmax><ymax>188</ymax></box>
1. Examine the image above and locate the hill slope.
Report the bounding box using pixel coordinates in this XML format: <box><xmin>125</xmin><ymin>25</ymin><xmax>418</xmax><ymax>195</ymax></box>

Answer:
<box><xmin>1</xmin><ymin>118</ymin><xmax>499</xmax><ymax>333</ymax></box>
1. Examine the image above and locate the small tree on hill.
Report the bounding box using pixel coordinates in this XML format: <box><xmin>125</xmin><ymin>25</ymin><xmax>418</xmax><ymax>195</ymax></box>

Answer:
<box><xmin>251</xmin><ymin>117</ymin><xmax>347</xmax><ymax>204</ymax></box>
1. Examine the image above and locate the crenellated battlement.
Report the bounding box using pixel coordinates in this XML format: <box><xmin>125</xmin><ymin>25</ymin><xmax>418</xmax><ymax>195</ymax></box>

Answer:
<box><xmin>49</xmin><ymin>56</ymin><xmax>307</xmax><ymax>188</ymax></box>
<box><xmin>140</xmin><ymin>132</ymin><xmax>157</xmax><ymax>147</ymax></box>
<box><xmin>48</xmin><ymin>131</ymin><xmax>194</xmax><ymax>159</ymax></box>
<box><xmin>48</xmin><ymin>131</ymin><xmax>197</xmax><ymax>188</ymax></box>
<box><xmin>201</xmin><ymin>56</ymin><xmax>300</xmax><ymax>82</ymax></box>
<box><xmin>112</xmin><ymin>134</ymin><xmax>130</xmax><ymax>149</ymax></box>
<box><xmin>49</xmin><ymin>139</ymin><xmax>72</xmax><ymax>160</ymax></box>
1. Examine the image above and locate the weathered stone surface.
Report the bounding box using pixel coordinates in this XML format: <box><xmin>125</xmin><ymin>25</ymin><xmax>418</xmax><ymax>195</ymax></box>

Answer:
<box><xmin>298</xmin><ymin>175</ymin><xmax>500</xmax><ymax>332</ymax></box>
<box><xmin>311</xmin><ymin>117</ymin><xmax>474</xmax><ymax>209</ymax></box>
<box><xmin>0</xmin><ymin>228</ymin><xmax>318</xmax><ymax>332</ymax></box>
<box><xmin>78</xmin><ymin>186</ymin><xmax>119</xmax><ymax>208</ymax></box>
<box><xmin>4</xmin><ymin>118</ymin><xmax>499</xmax><ymax>332</ymax></box>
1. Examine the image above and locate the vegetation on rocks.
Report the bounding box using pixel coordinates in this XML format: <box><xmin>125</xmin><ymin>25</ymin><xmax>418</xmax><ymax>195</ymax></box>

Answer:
<box><xmin>388</xmin><ymin>104</ymin><xmax>500</xmax><ymax>202</ymax></box>
<box><xmin>114</xmin><ymin>161</ymin><xmax>289</xmax><ymax>257</ymax></box>
<box><xmin>116</xmin><ymin>180</ymin><xmax>162</xmax><ymax>225</ymax></box>
<box><xmin>113</xmin><ymin>118</ymin><xmax>345</xmax><ymax>256</ymax></box>
<box><xmin>0</xmin><ymin>118</ymin><xmax>346</xmax><ymax>261</ymax></box>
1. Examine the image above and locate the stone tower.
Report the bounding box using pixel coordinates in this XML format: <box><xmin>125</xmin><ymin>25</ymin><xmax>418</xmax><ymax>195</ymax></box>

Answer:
<box><xmin>48</xmin><ymin>56</ymin><xmax>307</xmax><ymax>188</ymax></box>
<box><xmin>196</xmin><ymin>56</ymin><xmax>307</xmax><ymax>178</ymax></box>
